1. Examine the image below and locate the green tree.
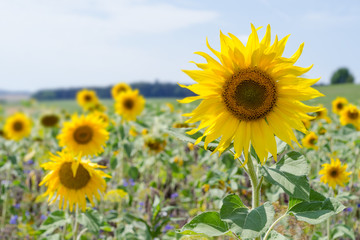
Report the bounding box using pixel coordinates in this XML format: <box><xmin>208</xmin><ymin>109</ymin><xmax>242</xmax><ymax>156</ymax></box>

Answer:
<box><xmin>330</xmin><ymin>68</ymin><xmax>354</xmax><ymax>84</ymax></box>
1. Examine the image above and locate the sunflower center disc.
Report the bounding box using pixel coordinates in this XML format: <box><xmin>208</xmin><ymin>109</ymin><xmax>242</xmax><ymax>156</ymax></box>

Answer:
<box><xmin>123</xmin><ymin>98</ymin><xmax>134</xmax><ymax>110</ymax></box>
<box><xmin>41</xmin><ymin>115</ymin><xmax>59</xmax><ymax>127</ymax></box>
<box><xmin>336</xmin><ymin>103</ymin><xmax>343</xmax><ymax>110</ymax></box>
<box><xmin>84</xmin><ymin>94</ymin><xmax>92</xmax><ymax>102</ymax></box>
<box><xmin>330</xmin><ymin>169</ymin><xmax>338</xmax><ymax>178</ymax></box>
<box><xmin>59</xmin><ymin>162</ymin><xmax>91</xmax><ymax>189</ymax></box>
<box><xmin>309</xmin><ymin>137</ymin><xmax>316</xmax><ymax>145</ymax></box>
<box><xmin>13</xmin><ymin>121</ymin><xmax>23</xmax><ymax>131</ymax></box>
<box><xmin>73</xmin><ymin>126</ymin><xmax>93</xmax><ymax>144</ymax></box>
<box><xmin>347</xmin><ymin>110</ymin><xmax>359</xmax><ymax>120</ymax></box>
<box><xmin>222</xmin><ymin>67</ymin><xmax>277</xmax><ymax>121</ymax></box>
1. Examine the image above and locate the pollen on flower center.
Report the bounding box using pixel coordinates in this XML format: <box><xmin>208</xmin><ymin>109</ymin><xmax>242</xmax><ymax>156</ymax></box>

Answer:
<box><xmin>123</xmin><ymin>98</ymin><xmax>134</xmax><ymax>110</ymax></box>
<box><xmin>13</xmin><ymin>121</ymin><xmax>23</xmax><ymax>131</ymax></box>
<box><xmin>73</xmin><ymin>126</ymin><xmax>93</xmax><ymax>144</ymax></box>
<box><xmin>347</xmin><ymin>110</ymin><xmax>359</xmax><ymax>120</ymax></box>
<box><xmin>222</xmin><ymin>67</ymin><xmax>277</xmax><ymax>121</ymax></box>
<box><xmin>59</xmin><ymin>162</ymin><xmax>91</xmax><ymax>189</ymax></box>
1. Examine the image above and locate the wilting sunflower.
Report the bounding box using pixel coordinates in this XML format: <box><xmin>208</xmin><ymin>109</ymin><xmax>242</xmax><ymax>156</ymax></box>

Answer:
<box><xmin>340</xmin><ymin>104</ymin><xmax>360</xmax><ymax>129</ymax></box>
<box><xmin>111</xmin><ymin>82</ymin><xmax>131</xmax><ymax>99</ymax></box>
<box><xmin>39</xmin><ymin>151</ymin><xmax>111</xmax><ymax>211</ymax></box>
<box><xmin>332</xmin><ymin>97</ymin><xmax>348</xmax><ymax>115</ymax></box>
<box><xmin>144</xmin><ymin>137</ymin><xmax>166</xmax><ymax>154</ymax></box>
<box><xmin>301</xmin><ymin>131</ymin><xmax>318</xmax><ymax>150</ymax></box>
<box><xmin>40</xmin><ymin>114</ymin><xmax>60</xmax><ymax>128</ymax></box>
<box><xmin>90</xmin><ymin>111</ymin><xmax>109</xmax><ymax>127</ymax></box>
<box><xmin>4</xmin><ymin>113</ymin><xmax>32</xmax><ymax>141</ymax></box>
<box><xmin>319</xmin><ymin>158</ymin><xmax>351</xmax><ymax>190</ymax></box>
<box><xmin>57</xmin><ymin>114</ymin><xmax>109</xmax><ymax>156</ymax></box>
<box><xmin>179</xmin><ymin>24</ymin><xmax>323</xmax><ymax>164</ymax></box>
<box><xmin>114</xmin><ymin>89</ymin><xmax>145</xmax><ymax>121</ymax></box>
<box><xmin>76</xmin><ymin>89</ymin><xmax>99</xmax><ymax>110</ymax></box>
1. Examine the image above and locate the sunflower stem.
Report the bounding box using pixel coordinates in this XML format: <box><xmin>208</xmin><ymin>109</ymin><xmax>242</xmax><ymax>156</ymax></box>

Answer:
<box><xmin>246</xmin><ymin>156</ymin><xmax>260</xmax><ymax>209</ymax></box>
<box><xmin>326</xmin><ymin>217</ymin><xmax>331</xmax><ymax>240</ymax></box>
<box><xmin>263</xmin><ymin>212</ymin><xmax>287</xmax><ymax>240</ymax></box>
<box><xmin>73</xmin><ymin>207</ymin><xmax>80</xmax><ymax>240</ymax></box>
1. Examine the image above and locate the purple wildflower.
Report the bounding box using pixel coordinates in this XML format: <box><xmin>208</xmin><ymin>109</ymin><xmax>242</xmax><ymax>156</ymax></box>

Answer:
<box><xmin>171</xmin><ymin>193</ymin><xmax>179</xmax><ymax>199</ymax></box>
<box><xmin>10</xmin><ymin>215</ymin><xmax>18</xmax><ymax>224</ymax></box>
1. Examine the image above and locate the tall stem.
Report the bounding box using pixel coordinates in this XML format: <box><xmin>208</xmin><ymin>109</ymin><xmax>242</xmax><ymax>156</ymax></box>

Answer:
<box><xmin>73</xmin><ymin>207</ymin><xmax>79</xmax><ymax>240</ymax></box>
<box><xmin>246</xmin><ymin>156</ymin><xmax>261</xmax><ymax>240</ymax></box>
<box><xmin>1</xmin><ymin>164</ymin><xmax>11</xmax><ymax>229</ymax></box>
<box><xmin>246</xmin><ymin>157</ymin><xmax>260</xmax><ymax>208</ymax></box>
<box><xmin>326</xmin><ymin>218</ymin><xmax>330</xmax><ymax>240</ymax></box>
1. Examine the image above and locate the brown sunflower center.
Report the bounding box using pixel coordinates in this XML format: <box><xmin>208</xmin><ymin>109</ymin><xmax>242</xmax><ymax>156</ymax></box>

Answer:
<box><xmin>59</xmin><ymin>162</ymin><xmax>91</xmax><ymax>189</ymax></box>
<box><xmin>309</xmin><ymin>137</ymin><xmax>316</xmax><ymax>145</ymax></box>
<box><xmin>13</xmin><ymin>121</ymin><xmax>24</xmax><ymax>132</ymax></box>
<box><xmin>347</xmin><ymin>110</ymin><xmax>359</xmax><ymax>120</ymax></box>
<box><xmin>222</xmin><ymin>67</ymin><xmax>277</xmax><ymax>121</ymax></box>
<box><xmin>73</xmin><ymin>126</ymin><xmax>93</xmax><ymax>144</ymax></box>
<box><xmin>41</xmin><ymin>115</ymin><xmax>59</xmax><ymax>127</ymax></box>
<box><xmin>336</xmin><ymin>103</ymin><xmax>343</xmax><ymax>110</ymax></box>
<box><xmin>84</xmin><ymin>94</ymin><xmax>92</xmax><ymax>102</ymax></box>
<box><xmin>329</xmin><ymin>168</ymin><xmax>339</xmax><ymax>178</ymax></box>
<box><xmin>123</xmin><ymin>98</ymin><xmax>134</xmax><ymax>110</ymax></box>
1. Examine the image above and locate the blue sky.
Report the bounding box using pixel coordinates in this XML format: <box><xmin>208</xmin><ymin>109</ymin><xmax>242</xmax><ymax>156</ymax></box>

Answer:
<box><xmin>0</xmin><ymin>0</ymin><xmax>359</xmax><ymax>92</ymax></box>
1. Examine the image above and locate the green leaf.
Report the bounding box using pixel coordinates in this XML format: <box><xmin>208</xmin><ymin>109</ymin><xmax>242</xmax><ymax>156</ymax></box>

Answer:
<box><xmin>331</xmin><ymin>224</ymin><xmax>355</xmax><ymax>240</ymax></box>
<box><xmin>110</xmin><ymin>155</ymin><xmax>118</xmax><ymax>170</ymax></box>
<box><xmin>80</xmin><ymin>209</ymin><xmax>101</xmax><ymax>233</ymax></box>
<box><xmin>166</xmin><ymin>128</ymin><xmax>233</xmax><ymax>152</ymax></box>
<box><xmin>128</xmin><ymin>166</ymin><xmax>140</xmax><ymax>180</ymax></box>
<box><xmin>261</xmin><ymin>151</ymin><xmax>310</xmax><ymax>201</ymax></box>
<box><xmin>179</xmin><ymin>212</ymin><xmax>230</xmax><ymax>237</ymax></box>
<box><xmin>119</xmin><ymin>125</ymin><xmax>125</xmax><ymax>139</ymax></box>
<box><xmin>124</xmin><ymin>143</ymin><xmax>132</xmax><ymax>158</ymax></box>
<box><xmin>288</xmin><ymin>189</ymin><xmax>345</xmax><ymax>224</ymax></box>
<box><xmin>220</xmin><ymin>195</ymin><xmax>275</xmax><ymax>238</ymax></box>
<box><xmin>40</xmin><ymin>211</ymin><xmax>70</xmax><ymax>236</ymax></box>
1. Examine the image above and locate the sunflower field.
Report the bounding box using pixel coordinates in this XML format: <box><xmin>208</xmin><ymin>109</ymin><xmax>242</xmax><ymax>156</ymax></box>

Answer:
<box><xmin>1</xmin><ymin>25</ymin><xmax>360</xmax><ymax>240</ymax></box>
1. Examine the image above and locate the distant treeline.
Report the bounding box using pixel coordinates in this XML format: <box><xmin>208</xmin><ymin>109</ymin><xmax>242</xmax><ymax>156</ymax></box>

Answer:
<box><xmin>32</xmin><ymin>82</ymin><xmax>195</xmax><ymax>100</ymax></box>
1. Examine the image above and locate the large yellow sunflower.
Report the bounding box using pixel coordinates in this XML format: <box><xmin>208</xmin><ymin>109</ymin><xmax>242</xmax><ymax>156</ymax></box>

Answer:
<box><xmin>76</xmin><ymin>89</ymin><xmax>99</xmax><ymax>110</ymax></box>
<box><xmin>39</xmin><ymin>150</ymin><xmax>111</xmax><ymax>212</ymax></box>
<box><xmin>179</xmin><ymin>24</ymin><xmax>323</xmax><ymax>164</ymax></box>
<box><xmin>339</xmin><ymin>104</ymin><xmax>360</xmax><ymax>129</ymax></box>
<box><xmin>57</xmin><ymin>114</ymin><xmax>109</xmax><ymax>156</ymax></box>
<box><xmin>332</xmin><ymin>97</ymin><xmax>348</xmax><ymax>115</ymax></box>
<box><xmin>4</xmin><ymin>113</ymin><xmax>32</xmax><ymax>141</ymax></box>
<box><xmin>114</xmin><ymin>89</ymin><xmax>145</xmax><ymax>121</ymax></box>
<box><xmin>111</xmin><ymin>82</ymin><xmax>131</xmax><ymax>99</ymax></box>
<box><xmin>319</xmin><ymin>158</ymin><xmax>351</xmax><ymax>190</ymax></box>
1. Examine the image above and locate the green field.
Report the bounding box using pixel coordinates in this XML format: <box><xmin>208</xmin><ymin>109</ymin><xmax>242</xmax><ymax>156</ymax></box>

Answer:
<box><xmin>3</xmin><ymin>84</ymin><xmax>360</xmax><ymax>113</ymax></box>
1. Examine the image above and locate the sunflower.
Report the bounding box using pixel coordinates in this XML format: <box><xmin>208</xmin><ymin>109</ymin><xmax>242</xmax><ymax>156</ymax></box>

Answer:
<box><xmin>4</xmin><ymin>113</ymin><xmax>32</xmax><ymax>141</ymax></box>
<box><xmin>179</xmin><ymin>24</ymin><xmax>323</xmax><ymax>164</ymax></box>
<box><xmin>114</xmin><ymin>89</ymin><xmax>145</xmax><ymax>121</ymax></box>
<box><xmin>129</xmin><ymin>126</ymin><xmax>138</xmax><ymax>137</ymax></box>
<box><xmin>111</xmin><ymin>82</ymin><xmax>131</xmax><ymax>99</ymax></box>
<box><xmin>314</xmin><ymin>105</ymin><xmax>331</xmax><ymax>123</ymax></box>
<box><xmin>301</xmin><ymin>119</ymin><xmax>311</xmax><ymax>130</ymax></box>
<box><xmin>40</xmin><ymin>114</ymin><xmax>60</xmax><ymax>128</ymax></box>
<box><xmin>332</xmin><ymin>97</ymin><xmax>348</xmax><ymax>115</ymax></box>
<box><xmin>144</xmin><ymin>137</ymin><xmax>166</xmax><ymax>154</ymax></box>
<box><xmin>39</xmin><ymin>151</ymin><xmax>111</xmax><ymax>211</ymax></box>
<box><xmin>76</xmin><ymin>89</ymin><xmax>99</xmax><ymax>110</ymax></box>
<box><xmin>301</xmin><ymin>131</ymin><xmax>318</xmax><ymax>150</ymax></box>
<box><xmin>89</xmin><ymin>111</ymin><xmax>109</xmax><ymax>127</ymax></box>
<box><xmin>57</xmin><ymin>114</ymin><xmax>109</xmax><ymax>156</ymax></box>
<box><xmin>339</xmin><ymin>104</ymin><xmax>360</xmax><ymax>129</ymax></box>
<box><xmin>319</xmin><ymin>158</ymin><xmax>351</xmax><ymax>189</ymax></box>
